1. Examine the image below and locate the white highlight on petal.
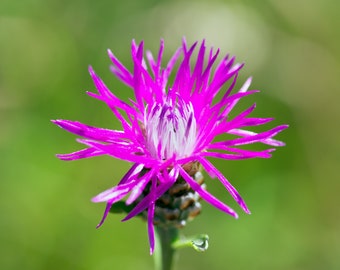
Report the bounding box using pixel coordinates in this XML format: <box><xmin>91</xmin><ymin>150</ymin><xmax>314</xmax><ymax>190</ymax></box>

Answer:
<box><xmin>144</xmin><ymin>99</ymin><xmax>197</xmax><ymax>160</ymax></box>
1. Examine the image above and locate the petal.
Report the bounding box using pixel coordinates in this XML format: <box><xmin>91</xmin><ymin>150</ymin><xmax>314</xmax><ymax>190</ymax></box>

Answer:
<box><xmin>122</xmin><ymin>172</ymin><xmax>176</xmax><ymax>222</ymax></box>
<box><xmin>202</xmin><ymin>149</ymin><xmax>273</xmax><ymax>160</ymax></box>
<box><xmin>148</xmin><ymin>176</ymin><xmax>157</xmax><ymax>254</ymax></box>
<box><xmin>223</xmin><ymin>77</ymin><xmax>252</xmax><ymax>116</ymax></box>
<box><xmin>228</xmin><ymin>128</ymin><xmax>287</xmax><ymax>146</ymax></box>
<box><xmin>212</xmin><ymin>90</ymin><xmax>259</xmax><ymax>120</ymax></box>
<box><xmin>178</xmin><ymin>165</ymin><xmax>238</xmax><ymax>218</ymax></box>
<box><xmin>198</xmin><ymin>157</ymin><xmax>250</xmax><ymax>214</ymax></box>
<box><xmin>56</xmin><ymin>147</ymin><xmax>103</xmax><ymax>161</ymax></box>
<box><xmin>125</xmin><ymin>167</ymin><xmax>156</xmax><ymax>205</ymax></box>
<box><xmin>94</xmin><ymin>183</ymin><xmax>135</xmax><ymax>228</ymax></box>
<box><xmin>148</xmin><ymin>202</ymin><xmax>156</xmax><ymax>254</ymax></box>
<box><xmin>206</xmin><ymin>145</ymin><xmax>274</xmax><ymax>159</ymax></box>
<box><xmin>76</xmin><ymin>139</ymin><xmax>155</xmax><ymax>166</ymax></box>
<box><xmin>52</xmin><ymin>119</ymin><xmax>126</xmax><ymax>142</ymax></box>
<box><xmin>118</xmin><ymin>163</ymin><xmax>145</xmax><ymax>185</ymax></box>
<box><xmin>92</xmin><ymin>181</ymin><xmax>135</xmax><ymax>203</ymax></box>
<box><xmin>95</xmin><ymin>201</ymin><xmax>113</xmax><ymax>228</ymax></box>
<box><xmin>88</xmin><ymin>66</ymin><xmax>134</xmax><ymax>114</ymax></box>
<box><xmin>224</xmin><ymin>125</ymin><xmax>289</xmax><ymax>146</ymax></box>
<box><xmin>108</xmin><ymin>49</ymin><xmax>133</xmax><ymax>87</ymax></box>
<box><xmin>162</xmin><ymin>46</ymin><xmax>182</xmax><ymax>90</ymax></box>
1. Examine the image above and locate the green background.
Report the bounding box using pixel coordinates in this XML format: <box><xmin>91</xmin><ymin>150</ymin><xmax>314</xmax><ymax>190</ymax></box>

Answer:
<box><xmin>1</xmin><ymin>0</ymin><xmax>339</xmax><ymax>269</ymax></box>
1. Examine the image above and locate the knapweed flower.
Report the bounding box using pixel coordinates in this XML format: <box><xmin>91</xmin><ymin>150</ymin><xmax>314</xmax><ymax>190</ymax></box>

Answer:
<box><xmin>53</xmin><ymin>39</ymin><xmax>287</xmax><ymax>254</ymax></box>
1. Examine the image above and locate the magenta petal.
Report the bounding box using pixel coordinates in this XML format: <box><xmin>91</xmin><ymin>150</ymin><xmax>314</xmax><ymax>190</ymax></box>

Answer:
<box><xmin>228</xmin><ymin>128</ymin><xmax>287</xmax><ymax>146</ymax></box>
<box><xmin>118</xmin><ymin>163</ymin><xmax>144</xmax><ymax>185</ymax></box>
<box><xmin>91</xmin><ymin>182</ymin><xmax>134</xmax><ymax>203</ymax></box>
<box><xmin>52</xmin><ymin>119</ymin><xmax>126</xmax><ymax>142</ymax></box>
<box><xmin>76</xmin><ymin>139</ymin><xmax>155</xmax><ymax>166</ymax></box>
<box><xmin>148</xmin><ymin>202</ymin><xmax>156</xmax><ymax>255</ymax></box>
<box><xmin>202</xmin><ymin>150</ymin><xmax>272</xmax><ymax>160</ymax></box>
<box><xmin>107</xmin><ymin>49</ymin><xmax>133</xmax><ymax>87</ymax></box>
<box><xmin>198</xmin><ymin>157</ymin><xmax>250</xmax><ymax>214</ymax></box>
<box><xmin>125</xmin><ymin>167</ymin><xmax>156</xmax><ymax>205</ymax></box>
<box><xmin>56</xmin><ymin>147</ymin><xmax>103</xmax><ymax>161</ymax></box>
<box><xmin>94</xmin><ymin>184</ymin><xmax>134</xmax><ymax>228</ymax></box>
<box><xmin>218</xmin><ymin>125</ymin><xmax>288</xmax><ymax>147</ymax></box>
<box><xmin>220</xmin><ymin>77</ymin><xmax>252</xmax><ymax>117</ymax></box>
<box><xmin>148</xmin><ymin>176</ymin><xmax>157</xmax><ymax>255</ymax></box>
<box><xmin>205</xmin><ymin>144</ymin><xmax>274</xmax><ymax>159</ymax></box>
<box><xmin>122</xmin><ymin>176</ymin><xmax>176</xmax><ymax>222</ymax></box>
<box><xmin>95</xmin><ymin>202</ymin><xmax>113</xmax><ymax>228</ymax></box>
<box><xmin>178</xmin><ymin>166</ymin><xmax>238</xmax><ymax>218</ymax></box>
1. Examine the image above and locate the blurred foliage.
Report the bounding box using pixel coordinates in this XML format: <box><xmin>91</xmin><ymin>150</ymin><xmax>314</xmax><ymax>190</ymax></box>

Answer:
<box><xmin>1</xmin><ymin>0</ymin><xmax>339</xmax><ymax>269</ymax></box>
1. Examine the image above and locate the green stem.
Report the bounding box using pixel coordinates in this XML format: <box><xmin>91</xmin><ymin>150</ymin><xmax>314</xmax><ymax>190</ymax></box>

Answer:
<box><xmin>154</xmin><ymin>226</ymin><xmax>179</xmax><ymax>270</ymax></box>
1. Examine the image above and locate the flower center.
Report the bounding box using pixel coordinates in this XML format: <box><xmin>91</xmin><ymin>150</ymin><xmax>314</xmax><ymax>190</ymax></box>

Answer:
<box><xmin>145</xmin><ymin>99</ymin><xmax>197</xmax><ymax>160</ymax></box>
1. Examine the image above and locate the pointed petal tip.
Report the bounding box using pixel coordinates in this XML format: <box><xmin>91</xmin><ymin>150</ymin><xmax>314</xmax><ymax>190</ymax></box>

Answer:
<box><xmin>107</xmin><ymin>49</ymin><xmax>116</xmax><ymax>60</ymax></box>
<box><xmin>55</xmin><ymin>154</ymin><xmax>72</xmax><ymax>161</ymax></box>
<box><xmin>274</xmin><ymin>125</ymin><xmax>290</xmax><ymax>141</ymax></box>
<box><xmin>200</xmin><ymin>39</ymin><xmax>206</xmax><ymax>49</ymax></box>
<box><xmin>52</xmin><ymin>119</ymin><xmax>77</xmax><ymax>130</ymax></box>
<box><xmin>95</xmin><ymin>215</ymin><xmax>106</xmax><ymax>229</ymax></box>
<box><xmin>51</xmin><ymin>119</ymin><xmax>63</xmax><ymax>125</ymax></box>
<box><xmin>121</xmin><ymin>216</ymin><xmax>129</xmax><ymax>222</ymax></box>
<box><xmin>91</xmin><ymin>196</ymin><xmax>100</xmax><ymax>203</ymax></box>
<box><xmin>233</xmin><ymin>212</ymin><xmax>239</xmax><ymax>219</ymax></box>
<box><xmin>51</xmin><ymin>119</ymin><xmax>62</xmax><ymax>127</ymax></box>
<box><xmin>244</xmin><ymin>76</ymin><xmax>252</xmax><ymax>86</ymax></box>
<box><xmin>240</xmin><ymin>203</ymin><xmax>251</xmax><ymax>215</ymax></box>
<box><xmin>88</xmin><ymin>65</ymin><xmax>94</xmax><ymax>74</ymax></box>
<box><xmin>244</xmin><ymin>207</ymin><xmax>251</xmax><ymax>215</ymax></box>
<box><xmin>86</xmin><ymin>90</ymin><xmax>95</xmax><ymax>97</ymax></box>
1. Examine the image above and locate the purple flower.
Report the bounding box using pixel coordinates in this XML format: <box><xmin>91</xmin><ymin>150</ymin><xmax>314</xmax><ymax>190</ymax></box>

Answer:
<box><xmin>53</xmin><ymin>39</ymin><xmax>288</xmax><ymax>253</ymax></box>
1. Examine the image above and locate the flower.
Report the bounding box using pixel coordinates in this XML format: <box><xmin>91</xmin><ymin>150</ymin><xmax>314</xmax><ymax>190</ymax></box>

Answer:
<box><xmin>52</xmin><ymin>39</ymin><xmax>288</xmax><ymax>254</ymax></box>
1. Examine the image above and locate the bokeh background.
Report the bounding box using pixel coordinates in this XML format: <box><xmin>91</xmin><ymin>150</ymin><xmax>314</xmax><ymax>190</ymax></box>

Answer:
<box><xmin>1</xmin><ymin>0</ymin><xmax>339</xmax><ymax>269</ymax></box>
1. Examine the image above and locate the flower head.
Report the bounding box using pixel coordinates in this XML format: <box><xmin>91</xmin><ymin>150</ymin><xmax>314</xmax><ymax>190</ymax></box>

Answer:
<box><xmin>53</xmin><ymin>39</ymin><xmax>288</xmax><ymax>254</ymax></box>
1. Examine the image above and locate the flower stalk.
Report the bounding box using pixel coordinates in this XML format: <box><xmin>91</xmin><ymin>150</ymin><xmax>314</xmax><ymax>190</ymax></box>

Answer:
<box><xmin>154</xmin><ymin>226</ymin><xmax>179</xmax><ymax>270</ymax></box>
